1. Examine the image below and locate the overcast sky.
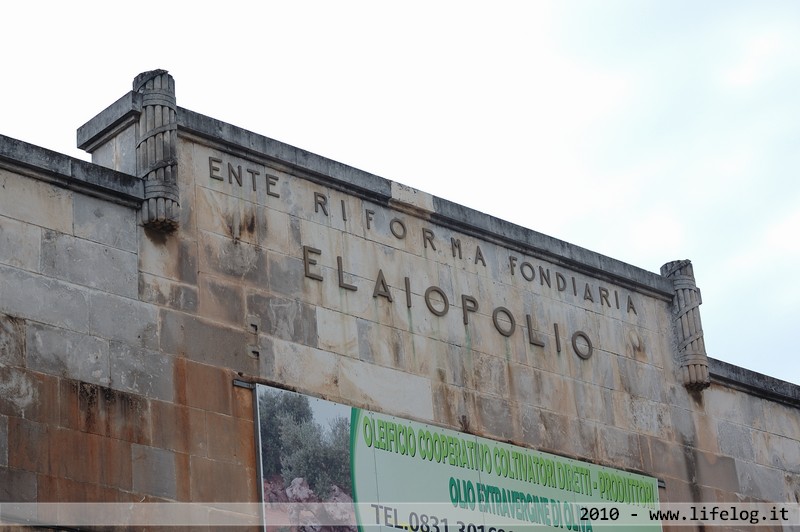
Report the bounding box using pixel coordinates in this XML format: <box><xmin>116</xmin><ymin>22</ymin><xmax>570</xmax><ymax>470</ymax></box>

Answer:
<box><xmin>4</xmin><ymin>1</ymin><xmax>799</xmax><ymax>385</ymax></box>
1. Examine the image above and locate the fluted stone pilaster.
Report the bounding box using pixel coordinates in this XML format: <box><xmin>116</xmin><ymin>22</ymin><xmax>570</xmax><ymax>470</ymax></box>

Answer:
<box><xmin>134</xmin><ymin>70</ymin><xmax>179</xmax><ymax>231</ymax></box>
<box><xmin>661</xmin><ymin>259</ymin><xmax>710</xmax><ymax>391</ymax></box>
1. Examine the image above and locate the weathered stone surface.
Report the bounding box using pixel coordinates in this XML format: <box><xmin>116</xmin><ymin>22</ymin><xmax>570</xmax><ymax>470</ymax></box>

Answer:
<box><xmin>88</xmin><ymin>291</ymin><xmax>159</xmax><ymax>347</ymax></box>
<box><xmin>0</xmin><ymin>368</ymin><xmax>58</xmax><ymax>423</ymax></box>
<box><xmin>338</xmin><ymin>357</ymin><xmax>433</xmax><ymax>421</ymax></box>
<box><xmin>0</xmin><ymin>313</ymin><xmax>24</xmax><ymax>367</ymax></box>
<box><xmin>267</xmin><ymin>251</ymin><xmax>306</xmax><ymax>298</ymax></box>
<box><xmin>355</xmin><ymin>317</ymin><xmax>406</xmax><ymax>369</ymax></box>
<box><xmin>735</xmin><ymin>461</ymin><xmax>785</xmax><ymax>502</ymax></box>
<box><xmin>198</xmin><ymin>275</ymin><xmax>244</xmax><ymax>326</ymax></box>
<box><xmin>198</xmin><ymin>230</ymin><xmax>269</xmax><ymax>286</ymax></box>
<box><xmin>206</xmin><ymin>412</ymin><xmax>255</xmax><ymax>466</ymax></box>
<box><xmin>139</xmin><ymin>233</ymin><xmax>198</xmax><ymax>285</ymax></box>
<box><xmin>195</xmin><ymin>186</ymin><xmax>264</xmax><ymax>246</ymax></box>
<box><xmin>247</xmin><ymin>292</ymin><xmax>318</xmax><ymax>348</ymax></box>
<box><xmin>596</xmin><ymin>425</ymin><xmax>643</xmax><ymax>469</ymax></box>
<box><xmin>0</xmin><ymin>215</ymin><xmax>40</xmax><ymax>272</ymax></box>
<box><xmin>476</xmin><ymin>393</ymin><xmax>515</xmax><ymax>440</ymax></box>
<box><xmin>8</xmin><ymin>417</ymin><xmax>49</xmax><ymax>474</ymax></box>
<box><xmin>60</xmin><ymin>380</ymin><xmax>151</xmax><ymax>445</ymax></box>
<box><xmin>73</xmin><ymin>194</ymin><xmax>138</xmax><ymax>252</ymax></box>
<box><xmin>150</xmin><ymin>399</ymin><xmax>207</xmax><ymax>456</ymax></box>
<box><xmin>0</xmin><ymin>415</ymin><xmax>7</xmax><ymax>467</ymax></box>
<box><xmin>132</xmin><ymin>444</ymin><xmax>177</xmax><ymax>499</ymax></box>
<box><xmin>178</xmin><ymin>358</ymin><xmax>234</xmax><ymax>416</ymax></box>
<box><xmin>317</xmin><ymin>307</ymin><xmax>358</xmax><ymax>359</ymax></box>
<box><xmin>41</xmin><ymin>229</ymin><xmax>138</xmax><ymax>298</ymax></box>
<box><xmin>189</xmin><ymin>455</ymin><xmax>257</xmax><ymax>502</ymax></box>
<box><xmin>717</xmin><ymin>421</ymin><xmax>755</xmax><ymax>462</ymax></box>
<box><xmin>0</xmin><ymin>264</ymin><xmax>91</xmax><ymax>333</ymax></box>
<box><xmin>0</xmin><ymin>168</ymin><xmax>73</xmax><ymax>233</ymax></box>
<box><xmin>109</xmin><ymin>342</ymin><xmax>175</xmax><ymax>402</ymax></box>
<box><xmin>692</xmin><ymin>449</ymin><xmax>739</xmax><ymax>492</ymax></box>
<box><xmin>26</xmin><ymin>322</ymin><xmax>109</xmax><ymax>385</ymax></box>
<box><xmin>139</xmin><ymin>272</ymin><xmax>198</xmax><ymax>313</ymax></box>
<box><xmin>160</xmin><ymin>309</ymin><xmax>255</xmax><ymax>375</ymax></box>
<box><xmin>0</xmin><ymin>466</ymin><xmax>37</xmax><ymax>502</ymax></box>
<box><xmin>259</xmin><ymin>336</ymin><xmax>340</xmax><ymax>398</ymax></box>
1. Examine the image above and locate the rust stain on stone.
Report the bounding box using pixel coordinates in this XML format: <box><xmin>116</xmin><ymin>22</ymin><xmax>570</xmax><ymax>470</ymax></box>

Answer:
<box><xmin>76</xmin><ymin>381</ymin><xmax>149</xmax><ymax>443</ymax></box>
<box><xmin>174</xmin><ymin>357</ymin><xmax>188</xmax><ymax>405</ymax></box>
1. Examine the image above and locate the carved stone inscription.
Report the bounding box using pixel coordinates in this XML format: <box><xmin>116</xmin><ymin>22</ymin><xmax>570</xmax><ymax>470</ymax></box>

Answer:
<box><xmin>205</xmin><ymin>154</ymin><xmax>646</xmax><ymax>362</ymax></box>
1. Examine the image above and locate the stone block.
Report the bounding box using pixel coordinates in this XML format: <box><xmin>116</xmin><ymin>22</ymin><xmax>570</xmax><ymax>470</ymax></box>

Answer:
<box><xmin>139</xmin><ymin>233</ymin><xmax>198</xmax><ymax>285</ymax></box>
<box><xmin>259</xmin><ymin>337</ymin><xmax>339</xmax><ymax>401</ymax></box>
<box><xmin>763</xmin><ymin>401</ymin><xmax>800</xmax><ymax>441</ymax></box>
<box><xmin>536</xmin><ymin>409</ymin><xmax>573</xmax><ymax>455</ymax></box>
<box><xmin>247</xmin><ymin>292</ymin><xmax>318</xmax><ymax>348</ymax></box>
<box><xmin>267</xmin><ymin>251</ymin><xmax>306</xmax><ymax>298</ymax></box>
<box><xmin>189</xmin><ymin>456</ymin><xmax>257</xmax><ymax>502</ymax></box>
<box><xmin>0</xmin><ymin>368</ymin><xmax>59</xmax><ymax>424</ymax></box>
<box><xmin>59</xmin><ymin>380</ymin><xmax>151</xmax><ymax>445</ymax></box>
<box><xmin>476</xmin><ymin>393</ymin><xmax>515</xmax><ymax>441</ymax></box>
<box><xmin>26</xmin><ymin>322</ymin><xmax>109</xmax><ymax>385</ymax></box>
<box><xmin>338</xmin><ymin>357</ymin><xmax>433</xmax><ymax>422</ymax></box>
<box><xmin>49</xmin><ymin>427</ymin><xmax>100</xmax><ymax>483</ymax></box>
<box><xmin>132</xmin><ymin>444</ymin><xmax>177</xmax><ymax>499</ymax></box>
<box><xmin>735</xmin><ymin>461</ymin><xmax>784</xmax><ymax>502</ymax></box>
<box><xmin>96</xmin><ymin>295</ymin><xmax>155</xmax><ymax>351</ymax></box>
<box><xmin>571</xmin><ymin>382</ymin><xmax>614</xmax><ymax>425</ymax></box>
<box><xmin>8</xmin><ymin>417</ymin><xmax>49</xmax><ymax>473</ymax></box>
<box><xmin>178</xmin><ymin>358</ymin><xmax>233</xmax><ymax>416</ymax></box>
<box><xmin>139</xmin><ymin>272</ymin><xmax>199</xmax><ymax>313</ymax></box>
<box><xmin>0</xmin><ymin>168</ymin><xmax>72</xmax><ymax>233</ymax></box>
<box><xmin>472</xmin><ymin>352</ymin><xmax>511</xmax><ymax>400</ymax></box>
<box><xmin>430</xmin><ymin>382</ymin><xmax>473</xmax><ymax>430</ymax></box>
<box><xmin>41</xmin><ymin>475</ymin><xmax>135</xmax><ymax>504</ymax></box>
<box><xmin>316</xmin><ymin>307</ymin><xmax>357</xmax><ymax>358</ymax></box>
<box><xmin>0</xmin><ymin>415</ymin><xmax>6</xmax><ymax>467</ymax></box>
<box><xmin>195</xmin><ymin>185</ymin><xmax>265</xmax><ymax>246</ymax></box>
<box><xmin>615</xmin><ymin>357</ymin><xmax>664</xmax><ymax>402</ymax></box>
<box><xmin>0</xmin><ymin>215</ymin><xmax>40</xmax><ymax>272</ymax></box>
<box><xmin>0</xmin><ymin>313</ymin><xmax>25</xmax><ymax>367</ymax></box>
<box><xmin>232</xmin><ymin>385</ymin><xmax>254</xmax><ymax>420</ymax></box>
<box><xmin>160</xmin><ymin>310</ymin><xmax>255</xmax><ymax>375</ymax></box>
<box><xmin>198</xmin><ymin>230</ymin><xmax>269</xmax><ymax>286</ymax></box>
<box><xmin>150</xmin><ymin>400</ymin><xmax>207</xmax><ymax>456</ymax></box>
<box><xmin>596</xmin><ymin>425</ymin><xmax>643</xmax><ymax>470</ymax></box>
<box><xmin>0</xmin><ymin>467</ymin><xmax>37</xmax><ymax>502</ymax></box>
<box><xmin>0</xmin><ymin>264</ymin><xmax>91</xmax><ymax>333</ymax></box>
<box><xmin>356</xmin><ymin>318</ymin><xmax>408</xmax><ymax>371</ymax></box>
<box><xmin>198</xmin><ymin>275</ymin><xmax>244</xmax><ymax>326</ymax></box>
<box><xmin>41</xmin><ymin>230</ymin><xmax>138</xmax><ymax>298</ymax></box>
<box><xmin>702</xmin><ymin>385</ymin><xmax>766</xmax><ymax>431</ymax></box>
<box><xmin>754</xmin><ymin>431</ymin><xmax>800</xmax><ymax>473</ymax></box>
<box><xmin>717</xmin><ymin>421</ymin><xmax>755</xmax><ymax>462</ymax></box>
<box><xmin>527</xmin><ymin>370</ymin><xmax>577</xmax><ymax>418</ymax></box>
<box><xmin>640</xmin><ymin>436</ymin><xmax>686</xmax><ymax>481</ymax></box>
<box><xmin>692</xmin><ymin>449</ymin><xmax>739</xmax><ymax>492</ymax></box>
<box><xmin>109</xmin><ymin>341</ymin><xmax>175</xmax><ymax>402</ymax></box>
<box><xmin>206</xmin><ymin>412</ymin><xmax>255</xmax><ymax>466</ymax></box>
<box><xmin>73</xmin><ymin>194</ymin><xmax>138</xmax><ymax>252</ymax></box>
<box><xmin>629</xmin><ymin>397</ymin><xmax>671</xmax><ymax>439</ymax></box>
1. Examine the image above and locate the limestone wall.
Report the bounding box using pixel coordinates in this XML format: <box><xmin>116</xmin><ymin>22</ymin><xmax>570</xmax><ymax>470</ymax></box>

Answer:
<box><xmin>0</xmin><ymin>88</ymin><xmax>797</xmax><ymax>530</ymax></box>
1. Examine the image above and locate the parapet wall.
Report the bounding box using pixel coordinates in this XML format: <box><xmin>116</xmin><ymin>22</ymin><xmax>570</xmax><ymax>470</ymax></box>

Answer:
<box><xmin>0</xmin><ymin>72</ymin><xmax>797</xmax><ymax>530</ymax></box>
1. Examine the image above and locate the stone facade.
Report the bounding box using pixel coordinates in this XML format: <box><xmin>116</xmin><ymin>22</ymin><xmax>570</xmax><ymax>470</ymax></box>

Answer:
<box><xmin>0</xmin><ymin>71</ymin><xmax>798</xmax><ymax>531</ymax></box>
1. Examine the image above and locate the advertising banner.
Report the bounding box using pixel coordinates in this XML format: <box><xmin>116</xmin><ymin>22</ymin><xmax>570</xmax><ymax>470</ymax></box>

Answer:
<box><xmin>256</xmin><ymin>384</ymin><xmax>661</xmax><ymax>531</ymax></box>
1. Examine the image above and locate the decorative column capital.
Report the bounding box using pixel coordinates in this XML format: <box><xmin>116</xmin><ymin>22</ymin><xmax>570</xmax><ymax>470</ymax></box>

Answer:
<box><xmin>661</xmin><ymin>259</ymin><xmax>710</xmax><ymax>391</ymax></box>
